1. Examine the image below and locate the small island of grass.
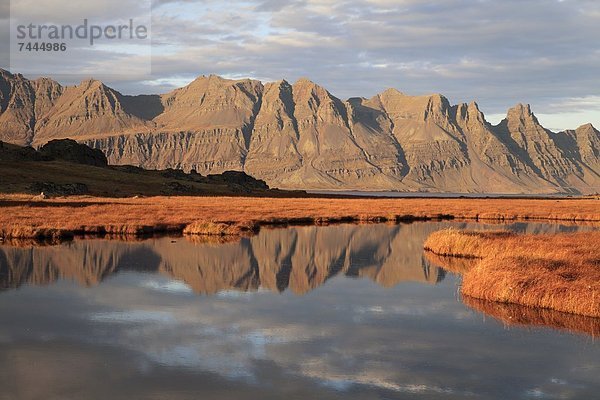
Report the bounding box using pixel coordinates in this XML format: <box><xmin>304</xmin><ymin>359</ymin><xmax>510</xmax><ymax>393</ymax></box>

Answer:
<box><xmin>424</xmin><ymin>229</ymin><xmax>600</xmax><ymax>318</ymax></box>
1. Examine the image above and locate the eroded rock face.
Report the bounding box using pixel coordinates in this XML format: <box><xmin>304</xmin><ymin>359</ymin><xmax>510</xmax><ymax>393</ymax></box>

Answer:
<box><xmin>492</xmin><ymin>104</ymin><xmax>582</xmax><ymax>187</ymax></box>
<box><xmin>555</xmin><ymin>123</ymin><xmax>600</xmax><ymax>183</ymax></box>
<box><xmin>245</xmin><ymin>80</ymin><xmax>303</xmax><ymax>183</ymax></box>
<box><xmin>33</xmin><ymin>79</ymin><xmax>154</xmax><ymax>144</ymax></box>
<box><xmin>0</xmin><ymin>68</ymin><xmax>598</xmax><ymax>194</ymax></box>
<box><xmin>0</xmin><ymin>70</ymin><xmax>38</xmax><ymax>146</ymax></box>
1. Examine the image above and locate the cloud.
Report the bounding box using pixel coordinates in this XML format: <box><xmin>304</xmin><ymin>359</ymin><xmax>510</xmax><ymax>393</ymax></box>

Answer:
<box><xmin>2</xmin><ymin>0</ymin><xmax>599</xmax><ymax>129</ymax></box>
<box><xmin>145</xmin><ymin>0</ymin><xmax>599</xmax><ymax>122</ymax></box>
<box><xmin>10</xmin><ymin>0</ymin><xmax>152</xmax><ymax>24</ymax></box>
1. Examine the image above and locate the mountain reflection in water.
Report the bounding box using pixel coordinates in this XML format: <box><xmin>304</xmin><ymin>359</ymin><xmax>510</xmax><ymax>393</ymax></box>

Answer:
<box><xmin>1</xmin><ymin>223</ymin><xmax>452</xmax><ymax>294</ymax></box>
<box><xmin>0</xmin><ymin>221</ymin><xmax>589</xmax><ymax>295</ymax></box>
<box><xmin>0</xmin><ymin>221</ymin><xmax>598</xmax><ymax>400</ymax></box>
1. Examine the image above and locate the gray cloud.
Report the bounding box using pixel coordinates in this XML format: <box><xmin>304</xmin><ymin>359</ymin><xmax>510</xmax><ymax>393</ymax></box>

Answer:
<box><xmin>3</xmin><ymin>0</ymin><xmax>600</xmax><ymax>129</ymax></box>
<box><xmin>146</xmin><ymin>0</ymin><xmax>600</xmax><ymax>120</ymax></box>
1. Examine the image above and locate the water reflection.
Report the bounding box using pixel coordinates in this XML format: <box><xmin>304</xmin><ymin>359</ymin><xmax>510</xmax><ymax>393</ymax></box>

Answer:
<box><xmin>462</xmin><ymin>296</ymin><xmax>600</xmax><ymax>337</ymax></box>
<box><xmin>1</xmin><ymin>223</ymin><xmax>451</xmax><ymax>294</ymax></box>
<box><xmin>0</xmin><ymin>221</ymin><xmax>598</xmax><ymax>400</ymax></box>
<box><xmin>0</xmin><ymin>221</ymin><xmax>586</xmax><ymax>295</ymax></box>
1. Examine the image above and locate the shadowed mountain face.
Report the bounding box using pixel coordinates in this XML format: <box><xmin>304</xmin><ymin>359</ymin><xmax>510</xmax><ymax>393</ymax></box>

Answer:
<box><xmin>0</xmin><ymin>224</ymin><xmax>448</xmax><ymax>294</ymax></box>
<box><xmin>1</xmin><ymin>69</ymin><xmax>598</xmax><ymax>193</ymax></box>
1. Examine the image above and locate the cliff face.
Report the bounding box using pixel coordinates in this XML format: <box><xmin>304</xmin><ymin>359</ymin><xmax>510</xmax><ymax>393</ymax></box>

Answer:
<box><xmin>0</xmin><ymin>70</ymin><xmax>38</xmax><ymax>146</ymax></box>
<box><xmin>1</xmin><ymin>68</ymin><xmax>598</xmax><ymax>194</ymax></box>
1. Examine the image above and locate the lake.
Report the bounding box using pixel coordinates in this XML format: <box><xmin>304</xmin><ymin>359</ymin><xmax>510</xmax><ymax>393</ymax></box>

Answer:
<box><xmin>306</xmin><ymin>190</ymin><xmax>575</xmax><ymax>198</ymax></box>
<box><xmin>0</xmin><ymin>221</ymin><xmax>598</xmax><ymax>399</ymax></box>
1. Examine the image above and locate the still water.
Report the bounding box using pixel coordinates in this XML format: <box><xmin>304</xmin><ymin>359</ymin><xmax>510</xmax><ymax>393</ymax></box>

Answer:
<box><xmin>0</xmin><ymin>221</ymin><xmax>598</xmax><ymax>399</ymax></box>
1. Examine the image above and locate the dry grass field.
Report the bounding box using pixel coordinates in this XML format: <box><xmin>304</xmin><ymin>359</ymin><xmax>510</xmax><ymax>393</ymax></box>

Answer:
<box><xmin>0</xmin><ymin>195</ymin><xmax>599</xmax><ymax>240</ymax></box>
<box><xmin>424</xmin><ymin>229</ymin><xmax>600</xmax><ymax>318</ymax></box>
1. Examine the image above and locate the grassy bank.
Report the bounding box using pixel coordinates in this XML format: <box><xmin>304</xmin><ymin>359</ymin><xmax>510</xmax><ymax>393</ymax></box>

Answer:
<box><xmin>0</xmin><ymin>195</ymin><xmax>599</xmax><ymax>241</ymax></box>
<box><xmin>424</xmin><ymin>229</ymin><xmax>600</xmax><ymax>318</ymax></box>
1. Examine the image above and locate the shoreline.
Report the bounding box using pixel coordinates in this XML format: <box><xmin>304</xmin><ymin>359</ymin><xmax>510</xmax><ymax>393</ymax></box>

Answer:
<box><xmin>305</xmin><ymin>190</ymin><xmax>598</xmax><ymax>200</ymax></box>
<box><xmin>1</xmin><ymin>195</ymin><xmax>599</xmax><ymax>241</ymax></box>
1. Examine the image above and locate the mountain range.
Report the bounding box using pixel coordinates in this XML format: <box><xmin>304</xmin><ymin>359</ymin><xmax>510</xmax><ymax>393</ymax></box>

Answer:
<box><xmin>1</xmin><ymin>68</ymin><xmax>598</xmax><ymax>194</ymax></box>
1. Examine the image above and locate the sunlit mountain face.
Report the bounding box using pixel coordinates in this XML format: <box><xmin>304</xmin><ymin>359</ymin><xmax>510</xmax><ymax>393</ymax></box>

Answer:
<box><xmin>1</xmin><ymin>69</ymin><xmax>598</xmax><ymax>194</ymax></box>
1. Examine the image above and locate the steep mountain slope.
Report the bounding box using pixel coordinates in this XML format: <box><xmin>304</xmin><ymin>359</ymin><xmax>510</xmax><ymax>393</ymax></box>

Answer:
<box><xmin>31</xmin><ymin>77</ymin><xmax>64</xmax><ymax>122</ymax></box>
<box><xmin>362</xmin><ymin>89</ymin><xmax>473</xmax><ymax>191</ymax></box>
<box><xmin>0</xmin><ymin>69</ymin><xmax>598</xmax><ymax>194</ymax></box>
<box><xmin>0</xmin><ymin>70</ymin><xmax>38</xmax><ymax>146</ymax></box>
<box><xmin>83</xmin><ymin>75</ymin><xmax>264</xmax><ymax>174</ymax></box>
<box><xmin>453</xmin><ymin>101</ymin><xmax>552</xmax><ymax>193</ymax></box>
<box><xmin>491</xmin><ymin>104</ymin><xmax>595</xmax><ymax>193</ymax></box>
<box><xmin>244</xmin><ymin>80</ymin><xmax>303</xmax><ymax>182</ymax></box>
<box><xmin>553</xmin><ymin>123</ymin><xmax>600</xmax><ymax>189</ymax></box>
<box><xmin>32</xmin><ymin>79</ymin><xmax>154</xmax><ymax>145</ymax></box>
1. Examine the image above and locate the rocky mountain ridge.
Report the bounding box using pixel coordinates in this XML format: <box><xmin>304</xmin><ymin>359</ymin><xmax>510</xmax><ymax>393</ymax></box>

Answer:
<box><xmin>1</xmin><ymin>68</ymin><xmax>598</xmax><ymax>194</ymax></box>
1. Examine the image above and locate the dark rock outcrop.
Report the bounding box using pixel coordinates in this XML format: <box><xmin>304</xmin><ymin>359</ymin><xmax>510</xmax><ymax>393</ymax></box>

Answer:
<box><xmin>207</xmin><ymin>170</ymin><xmax>269</xmax><ymax>191</ymax></box>
<box><xmin>26</xmin><ymin>182</ymin><xmax>89</xmax><ymax>196</ymax></box>
<box><xmin>40</xmin><ymin>139</ymin><xmax>108</xmax><ymax>167</ymax></box>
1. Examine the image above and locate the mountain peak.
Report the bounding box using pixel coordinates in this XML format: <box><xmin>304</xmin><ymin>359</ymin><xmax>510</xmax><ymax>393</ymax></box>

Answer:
<box><xmin>508</xmin><ymin>103</ymin><xmax>533</xmax><ymax>116</ymax></box>
<box><xmin>456</xmin><ymin>101</ymin><xmax>486</xmax><ymax>125</ymax></box>
<box><xmin>295</xmin><ymin>77</ymin><xmax>313</xmax><ymax>83</ymax></box>
<box><xmin>0</xmin><ymin>69</ymin><xmax>27</xmax><ymax>82</ymax></box>
<box><xmin>0</xmin><ymin>68</ymin><xmax>13</xmax><ymax>78</ymax></box>
<box><xmin>185</xmin><ymin>74</ymin><xmax>262</xmax><ymax>93</ymax></box>
<box><xmin>504</xmin><ymin>103</ymin><xmax>542</xmax><ymax>127</ymax></box>
<box><xmin>77</xmin><ymin>78</ymin><xmax>109</xmax><ymax>92</ymax></box>
<box><xmin>186</xmin><ymin>74</ymin><xmax>236</xmax><ymax>87</ymax></box>
<box><xmin>293</xmin><ymin>77</ymin><xmax>322</xmax><ymax>89</ymax></box>
<box><xmin>292</xmin><ymin>78</ymin><xmax>333</xmax><ymax>100</ymax></box>
<box><xmin>468</xmin><ymin>101</ymin><xmax>480</xmax><ymax>111</ymax></box>
<box><xmin>269</xmin><ymin>79</ymin><xmax>292</xmax><ymax>88</ymax></box>
<box><xmin>576</xmin><ymin>122</ymin><xmax>597</xmax><ymax>132</ymax></box>
<box><xmin>33</xmin><ymin>76</ymin><xmax>59</xmax><ymax>84</ymax></box>
<box><xmin>381</xmin><ymin>88</ymin><xmax>406</xmax><ymax>97</ymax></box>
<box><xmin>426</xmin><ymin>93</ymin><xmax>450</xmax><ymax>106</ymax></box>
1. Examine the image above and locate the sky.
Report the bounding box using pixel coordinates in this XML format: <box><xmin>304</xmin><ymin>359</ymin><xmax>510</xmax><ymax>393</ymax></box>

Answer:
<box><xmin>1</xmin><ymin>0</ymin><xmax>599</xmax><ymax>131</ymax></box>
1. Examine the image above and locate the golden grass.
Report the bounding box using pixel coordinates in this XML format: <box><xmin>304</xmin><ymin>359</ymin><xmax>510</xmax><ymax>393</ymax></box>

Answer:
<box><xmin>183</xmin><ymin>220</ymin><xmax>259</xmax><ymax>236</ymax></box>
<box><xmin>424</xmin><ymin>229</ymin><xmax>513</xmax><ymax>258</ymax></box>
<box><xmin>0</xmin><ymin>195</ymin><xmax>598</xmax><ymax>240</ymax></box>
<box><xmin>425</xmin><ymin>229</ymin><xmax>600</xmax><ymax>318</ymax></box>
